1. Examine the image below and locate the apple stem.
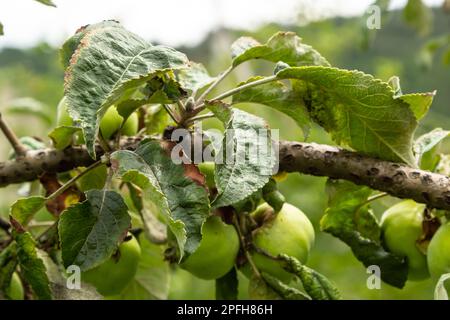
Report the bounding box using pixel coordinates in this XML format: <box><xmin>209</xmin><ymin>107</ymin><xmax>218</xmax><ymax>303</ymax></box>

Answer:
<box><xmin>233</xmin><ymin>213</ymin><xmax>262</xmax><ymax>278</ymax></box>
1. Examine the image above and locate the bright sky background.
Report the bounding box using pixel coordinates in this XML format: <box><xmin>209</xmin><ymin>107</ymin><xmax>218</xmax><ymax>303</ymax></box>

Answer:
<box><xmin>0</xmin><ymin>0</ymin><xmax>444</xmax><ymax>49</ymax></box>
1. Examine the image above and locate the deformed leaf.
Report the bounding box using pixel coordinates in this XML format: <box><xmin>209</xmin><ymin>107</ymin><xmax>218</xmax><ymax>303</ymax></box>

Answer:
<box><xmin>207</xmin><ymin>103</ymin><xmax>276</xmax><ymax>208</ymax></box>
<box><xmin>261</xmin><ymin>272</ymin><xmax>310</xmax><ymax>300</ymax></box>
<box><xmin>231</xmin><ymin>32</ymin><xmax>329</xmax><ymax>68</ymax></box>
<box><xmin>118</xmin><ymin>237</ymin><xmax>170</xmax><ymax>300</ymax></box>
<box><xmin>58</xmin><ymin>189</ymin><xmax>131</xmax><ymax>271</ymax></box>
<box><xmin>278</xmin><ymin>254</ymin><xmax>340</xmax><ymax>300</ymax></box>
<box><xmin>13</xmin><ymin>231</ymin><xmax>52</xmax><ymax>300</ymax></box>
<box><xmin>232</xmin><ymin>76</ymin><xmax>310</xmax><ymax>137</ymax></box>
<box><xmin>216</xmin><ymin>268</ymin><xmax>238</xmax><ymax>300</ymax></box>
<box><xmin>110</xmin><ymin>140</ymin><xmax>210</xmax><ymax>258</ymax></box>
<box><xmin>248</xmin><ymin>274</ymin><xmax>282</xmax><ymax>300</ymax></box>
<box><xmin>277</xmin><ymin>66</ymin><xmax>418</xmax><ymax>165</ymax></box>
<box><xmin>63</xmin><ymin>21</ymin><xmax>189</xmax><ymax>158</ymax></box>
<box><xmin>10</xmin><ymin>196</ymin><xmax>46</xmax><ymax>227</ymax></box>
<box><xmin>321</xmin><ymin>180</ymin><xmax>408</xmax><ymax>288</ymax></box>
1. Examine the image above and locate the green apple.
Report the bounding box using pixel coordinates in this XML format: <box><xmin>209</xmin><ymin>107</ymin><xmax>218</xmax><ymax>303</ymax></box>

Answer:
<box><xmin>198</xmin><ymin>162</ymin><xmax>216</xmax><ymax>189</ymax></box>
<box><xmin>248</xmin><ymin>202</ymin><xmax>314</xmax><ymax>283</ymax></box>
<box><xmin>181</xmin><ymin>215</ymin><xmax>240</xmax><ymax>280</ymax></box>
<box><xmin>100</xmin><ymin>106</ymin><xmax>139</xmax><ymax>140</ymax></box>
<box><xmin>381</xmin><ymin>200</ymin><xmax>429</xmax><ymax>281</ymax></box>
<box><xmin>5</xmin><ymin>272</ymin><xmax>24</xmax><ymax>300</ymax></box>
<box><xmin>427</xmin><ymin>222</ymin><xmax>450</xmax><ymax>278</ymax></box>
<box><xmin>58</xmin><ymin>98</ymin><xmax>139</xmax><ymax>140</ymax></box>
<box><xmin>82</xmin><ymin>235</ymin><xmax>141</xmax><ymax>296</ymax></box>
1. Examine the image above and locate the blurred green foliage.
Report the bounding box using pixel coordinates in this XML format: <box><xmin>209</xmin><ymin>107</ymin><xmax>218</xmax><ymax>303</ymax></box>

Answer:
<box><xmin>0</xmin><ymin>7</ymin><xmax>449</xmax><ymax>300</ymax></box>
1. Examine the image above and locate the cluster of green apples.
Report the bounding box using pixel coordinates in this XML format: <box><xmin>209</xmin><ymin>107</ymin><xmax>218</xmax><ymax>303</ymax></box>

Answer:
<box><xmin>181</xmin><ymin>162</ymin><xmax>315</xmax><ymax>285</ymax></box>
<box><xmin>381</xmin><ymin>200</ymin><xmax>450</xmax><ymax>283</ymax></box>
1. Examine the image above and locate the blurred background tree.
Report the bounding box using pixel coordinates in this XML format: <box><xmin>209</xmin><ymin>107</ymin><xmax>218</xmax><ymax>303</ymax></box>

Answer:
<box><xmin>0</xmin><ymin>0</ymin><xmax>449</xmax><ymax>299</ymax></box>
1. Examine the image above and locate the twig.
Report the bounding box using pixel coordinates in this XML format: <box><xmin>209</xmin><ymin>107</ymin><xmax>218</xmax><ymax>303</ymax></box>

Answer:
<box><xmin>233</xmin><ymin>213</ymin><xmax>261</xmax><ymax>278</ymax></box>
<box><xmin>194</xmin><ymin>75</ymin><xmax>278</xmax><ymax>112</ymax></box>
<box><xmin>163</xmin><ymin>104</ymin><xmax>180</xmax><ymax>124</ymax></box>
<box><xmin>195</xmin><ymin>66</ymin><xmax>233</xmax><ymax>107</ymax></box>
<box><xmin>0</xmin><ymin>112</ymin><xmax>27</xmax><ymax>157</ymax></box>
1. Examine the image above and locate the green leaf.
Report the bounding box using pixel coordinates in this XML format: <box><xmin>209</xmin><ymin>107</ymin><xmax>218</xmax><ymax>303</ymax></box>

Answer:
<box><xmin>278</xmin><ymin>254</ymin><xmax>341</xmax><ymax>300</ymax></box>
<box><xmin>6</xmin><ymin>97</ymin><xmax>52</xmax><ymax>124</ymax></box>
<box><xmin>48</xmin><ymin>126</ymin><xmax>81</xmax><ymax>150</ymax></box>
<box><xmin>398</xmin><ymin>91</ymin><xmax>435</xmax><ymax>121</ymax></box>
<box><xmin>414</xmin><ymin>128</ymin><xmax>449</xmax><ymax>170</ymax></box>
<box><xmin>110</xmin><ymin>140</ymin><xmax>210</xmax><ymax>258</ymax></box>
<box><xmin>321</xmin><ymin>180</ymin><xmax>408</xmax><ymax>288</ymax></box>
<box><xmin>13</xmin><ymin>231</ymin><xmax>52</xmax><ymax>300</ymax></box>
<box><xmin>34</xmin><ymin>0</ymin><xmax>56</xmax><ymax>7</ymax></box>
<box><xmin>232</xmin><ymin>76</ymin><xmax>310</xmax><ymax>137</ymax></box>
<box><xmin>58</xmin><ymin>189</ymin><xmax>131</xmax><ymax>271</ymax></box>
<box><xmin>0</xmin><ymin>243</ymin><xmax>18</xmax><ymax>298</ymax></box>
<box><xmin>177</xmin><ymin>62</ymin><xmax>216</xmax><ymax>93</ymax></box>
<box><xmin>216</xmin><ymin>268</ymin><xmax>238</xmax><ymax>300</ymax></box>
<box><xmin>63</xmin><ymin>21</ymin><xmax>189</xmax><ymax>158</ymax></box>
<box><xmin>119</xmin><ymin>237</ymin><xmax>170</xmax><ymax>300</ymax></box>
<box><xmin>10</xmin><ymin>196</ymin><xmax>46</xmax><ymax>227</ymax></box>
<box><xmin>0</xmin><ymin>22</ymin><xmax>3</xmax><ymax>36</ymax></box>
<box><xmin>231</xmin><ymin>32</ymin><xmax>329</xmax><ymax>68</ymax></box>
<box><xmin>261</xmin><ymin>272</ymin><xmax>310</xmax><ymax>300</ymax></box>
<box><xmin>277</xmin><ymin>66</ymin><xmax>417</xmax><ymax>165</ymax></box>
<box><xmin>434</xmin><ymin>273</ymin><xmax>450</xmax><ymax>300</ymax></box>
<box><xmin>207</xmin><ymin>103</ymin><xmax>276</xmax><ymax>208</ymax></box>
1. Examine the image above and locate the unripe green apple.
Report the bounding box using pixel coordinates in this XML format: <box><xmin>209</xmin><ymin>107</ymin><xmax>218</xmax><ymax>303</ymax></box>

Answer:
<box><xmin>82</xmin><ymin>235</ymin><xmax>141</xmax><ymax>296</ymax></box>
<box><xmin>427</xmin><ymin>223</ymin><xmax>450</xmax><ymax>278</ymax></box>
<box><xmin>381</xmin><ymin>200</ymin><xmax>429</xmax><ymax>281</ymax></box>
<box><xmin>100</xmin><ymin>106</ymin><xmax>139</xmax><ymax>140</ymax></box>
<box><xmin>249</xmin><ymin>202</ymin><xmax>315</xmax><ymax>283</ymax></box>
<box><xmin>198</xmin><ymin>162</ymin><xmax>216</xmax><ymax>189</ymax></box>
<box><xmin>181</xmin><ymin>216</ymin><xmax>240</xmax><ymax>280</ymax></box>
<box><xmin>5</xmin><ymin>272</ymin><xmax>24</xmax><ymax>300</ymax></box>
